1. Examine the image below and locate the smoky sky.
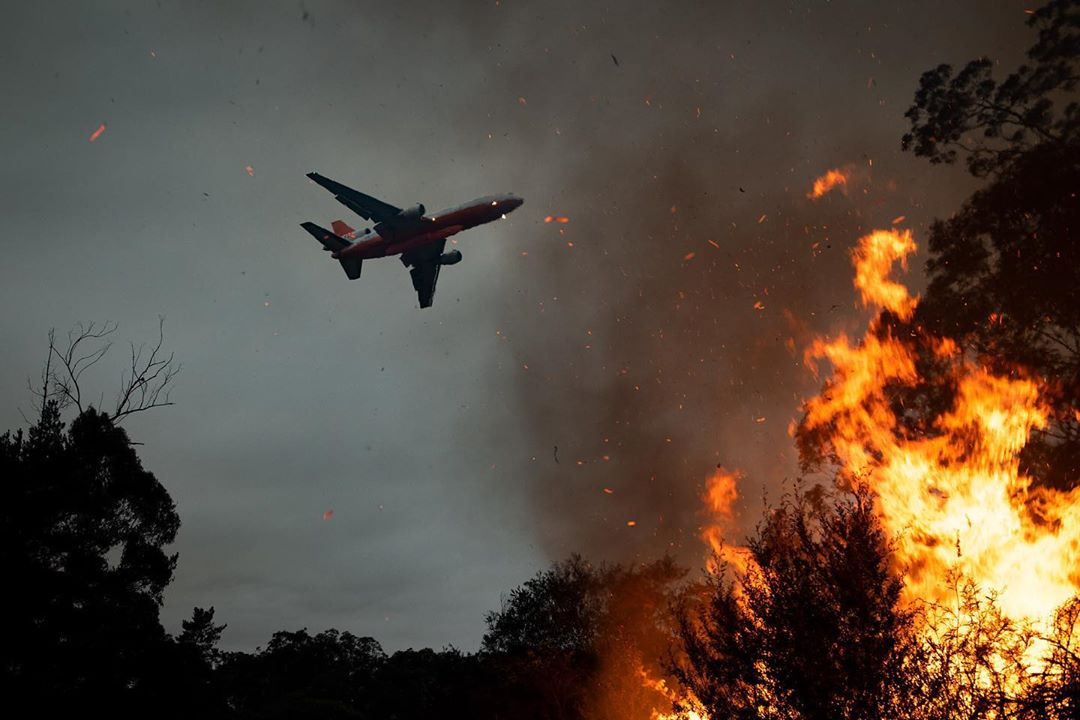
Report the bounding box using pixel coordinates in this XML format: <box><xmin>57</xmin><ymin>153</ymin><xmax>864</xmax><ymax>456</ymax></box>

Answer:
<box><xmin>0</xmin><ymin>0</ymin><xmax>1033</xmax><ymax>652</ymax></box>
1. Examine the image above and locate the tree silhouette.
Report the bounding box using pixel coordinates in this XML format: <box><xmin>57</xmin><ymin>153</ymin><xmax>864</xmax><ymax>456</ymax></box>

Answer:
<box><xmin>481</xmin><ymin>555</ymin><xmax>690</xmax><ymax>720</ymax></box>
<box><xmin>217</xmin><ymin>629</ymin><xmax>386</xmax><ymax>718</ymax></box>
<box><xmin>0</xmin><ymin>401</ymin><xmax>181</xmax><ymax>713</ymax></box>
<box><xmin>901</xmin><ymin>0</ymin><xmax>1078</xmax><ymax>178</ymax></box>
<box><xmin>676</xmin><ymin>485</ymin><xmax>917</xmax><ymax>720</ymax></box>
<box><xmin>899</xmin><ymin>0</ymin><xmax>1080</xmax><ymax>490</ymax></box>
<box><xmin>30</xmin><ymin>319</ymin><xmax>180</xmax><ymax>424</ymax></box>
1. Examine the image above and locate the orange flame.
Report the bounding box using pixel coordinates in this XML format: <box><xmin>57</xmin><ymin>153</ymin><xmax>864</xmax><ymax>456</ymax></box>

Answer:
<box><xmin>801</xmin><ymin>228</ymin><xmax>1080</xmax><ymax>627</ymax></box>
<box><xmin>807</xmin><ymin>167</ymin><xmax>851</xmax><ymax>199</ymax></box>
<box><xmin>701</xmin><ymin>467</ymin><xmax>753</xmax><ymax>579</ymax></box>
<box><xmin>640</xmin><ymin>665</ymin><xmax>710</xmax><ymax>720</ymax></box>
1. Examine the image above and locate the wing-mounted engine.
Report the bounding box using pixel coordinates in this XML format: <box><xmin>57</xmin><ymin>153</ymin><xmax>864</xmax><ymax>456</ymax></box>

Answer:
<box><xmin>375</xmin><ymin>202</ymin><xmax>427</xmax><ymax>240</ymax></box>
<box><xmin>439</xmin><ymin>249</ymin><xmax>462</xmax><ymax>265</ymax></box>
<box><xmin>397</xmin><ymin>203</ymin><xmax>426</xmax><ymax>221</ymax></box>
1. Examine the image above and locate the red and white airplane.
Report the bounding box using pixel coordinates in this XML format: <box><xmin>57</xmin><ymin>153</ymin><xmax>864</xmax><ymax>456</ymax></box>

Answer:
<box><xmin>300</xmin><ymin>172</ymin><xmax>524</xmax><ymax>308</ymax></box>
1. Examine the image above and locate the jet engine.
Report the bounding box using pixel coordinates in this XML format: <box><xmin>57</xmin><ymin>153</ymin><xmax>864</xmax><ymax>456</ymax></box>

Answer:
<box><xmin>439</xmin><ymin>249</ymin><xmax>463</xmax><ymax>265</ymax></box>
<box><xmin>398</xmin><ymin>203</ymin><xmax>426</xmax><ymax>220</ymax></box>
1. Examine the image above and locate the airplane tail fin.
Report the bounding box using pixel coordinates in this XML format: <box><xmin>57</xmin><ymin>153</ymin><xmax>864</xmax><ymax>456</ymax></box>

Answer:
<box><xmin>331</xmin><ymin>220</ymin><xmax>357</xmax><ymax>239</ymax></box>
<box><xmin>300</xmin><ymin>222</ymin><xmax>363</xmax><ymax>280</ymax></box>
<box><xmin>339</xmin><ymin>256</ymin><xmax>363</xmax><ymax>280</ymax></box>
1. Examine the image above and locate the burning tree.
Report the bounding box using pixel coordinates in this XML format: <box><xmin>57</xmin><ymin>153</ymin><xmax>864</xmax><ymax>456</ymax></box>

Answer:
<box><xmin>900</xmin><ymin>0</ymin><xmax>1080</xmax><ymax>491</ymax></box>
<box><xmin>676</xmin><ymin>484</ymin><xmax>918</xmax><ymax>720</ymax></box>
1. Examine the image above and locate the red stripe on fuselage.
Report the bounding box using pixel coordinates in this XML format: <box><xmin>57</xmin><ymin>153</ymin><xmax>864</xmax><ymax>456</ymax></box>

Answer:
<box><xmin>336</xmin><ymin>197</ymin><xmax>507</xmax><ymax>260</ymax></box>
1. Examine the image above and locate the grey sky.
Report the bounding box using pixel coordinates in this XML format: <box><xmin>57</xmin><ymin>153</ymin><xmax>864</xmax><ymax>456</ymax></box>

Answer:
<box><xmin>0</xmin><ymin>1</ymin><xmax>1032</xmax><ymax>651</ymax></box>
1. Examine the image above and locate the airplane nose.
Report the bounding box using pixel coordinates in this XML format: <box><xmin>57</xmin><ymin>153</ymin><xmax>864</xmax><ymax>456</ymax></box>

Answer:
<box><xmin>510</xmin><ymin>197</ymin><xmax>524</xmax><ymax>210</ymax></box>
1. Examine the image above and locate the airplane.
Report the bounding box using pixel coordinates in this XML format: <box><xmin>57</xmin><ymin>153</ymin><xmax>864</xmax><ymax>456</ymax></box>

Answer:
<box><xmin>300</xmin><ymin>173</ymin><xmax>524</xmax><ymax>308</ymax></box>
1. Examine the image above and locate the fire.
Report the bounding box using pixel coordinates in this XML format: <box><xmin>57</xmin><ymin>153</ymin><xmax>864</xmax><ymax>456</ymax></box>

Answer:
<box><xmin>639</xmin><ymin>666</ymin><xmax>709</xmax><ymax>720</ymax></box>
<box><xmin>700</xmin><ymin>467</ymin><xmax>753</xmax><ymax>580</ymax></box>
<box><xmin>801</xmin><ymin>228</ymin><xmax>1080</xmax><ymax>626</ymax></box>
<box><xmin>806</xmin><ymin>166</ymin><xmax>851</xmax><ymax>199</ymax></box>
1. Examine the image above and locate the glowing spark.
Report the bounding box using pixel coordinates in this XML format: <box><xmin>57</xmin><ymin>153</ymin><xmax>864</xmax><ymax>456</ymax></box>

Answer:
<box><xmin>322</xmin><ymin>510</ymin><xmax>334</xmax><ymax>520</ymax></box>
<box><xmin>626</xmin><ymin>520</ymin><xmax>637</xmax><ymax>527</ymax></box>
<box><xmin>683</xmin><ymin>252</ymin><xmax>696</xmax><ymax>261</ymax></box>
<box><xmin>245</xmin><ymin>165</ymin><xmax>255</xmax><ymax>177</ymax></box>
<box><xmin>891</xmin><ymin>215</ymin><xmax>906</xmax><ymax>225</ymax></box>
<box><xmin>88</xmin><ymin>123</ymin><xmax>106</xmax><ymax>142</ymax></box>
<box><xmin>517</xmin><ymin>96</ymin><xmax>527</xmax><ymax>105</ymax></box>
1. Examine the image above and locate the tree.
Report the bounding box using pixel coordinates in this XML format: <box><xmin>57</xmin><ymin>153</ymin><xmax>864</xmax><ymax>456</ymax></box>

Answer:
<box><xmin>179</xmin><ymin>606</ymin><xmax>227</xmax><ymax>669</ymax></box>
<box><xmin>675</xmin><ymin>485</ymin><xmax>917</xmax><ymax>720</ymax></box>
<box><xmin>1</xmin><ymin>322</ymin><xmax>185</xmax><ymax>713</ymax></box>
<box><xmin>217</xmin><ymin>629</ymin><xmax>386</xmax><ymax>719</ymax></box>
<box><xmin>31</xmin><ymin>319</ymin><xmax>180</xmax><ymax>424</ymax></box>
<box><xmin>1016</xmin><ymin>596</ymin><xmax>1080</xmax><ymax>719</ymax></box>
<box><xmin>481</xmin><ymin>555</ymin><xmax>690</xmax><ymax>720</ymax></box>
<box><xmin>901</xmin><ymin>0</ymin><xmax>1078</xmax><ymax>178</ymax></box>
<box><xmin>0</xmin><ymin>401</ymin><xmax>181</xmax><ymax>713</ymax></box>
<box><xmin>899</xmin><ymin>0</ymin><xmax>1080</xmax><ymax>491</ymax></box>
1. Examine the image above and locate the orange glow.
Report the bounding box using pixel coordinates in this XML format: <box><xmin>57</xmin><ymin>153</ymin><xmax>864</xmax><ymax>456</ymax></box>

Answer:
<box><xmin>700</xmin><ymin>467</ymin><xmax>753</xmax><ymax>577</ymax></box>
<box><xmin>683</xmin><ymin>252</ymin><xmax>696</xmax><ymax>261</ymax></box>
<box><xmin>639</xmin><ymin>665</ymin><xmax>709</xmax><ymax>720</ymax></box>
<box><xmin>806</xmin><ymin>167</ymin><xmax>851</xmax><ymax>199</ymax></box>
<box><xmin>800</xmin><ymin>227</ymin><xmax>1080</xmax><ymax>632</ymax></box>
<box><xmin>322</xmin><ymin>510</ymin><xmax>333</xmax><ymax>520</ymax></box>
<box><xmin>544</xmin><ymin>215</ymin><xmax>570</xmax><ymax>224</ymax></box>
<box><xmin>88</xmin><ymin>123</ymin><xmax>106</xmax><ymax>142</ymax></box>
<box><xmin>626</xmin><ymin>520</ymin><xmax>637</xmax><ymax>527</ymax></box>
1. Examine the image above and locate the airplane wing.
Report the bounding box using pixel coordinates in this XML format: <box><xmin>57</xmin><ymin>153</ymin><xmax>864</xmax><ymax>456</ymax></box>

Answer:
<box><xmin>401</xmin><ymin>240</ymin><xmax>446</xmax><ymax>308</ymax></box>
<box><xmin>307</xmin><ymin>172</ymin><xmax>401</xmax><ymax>223</ymax></box>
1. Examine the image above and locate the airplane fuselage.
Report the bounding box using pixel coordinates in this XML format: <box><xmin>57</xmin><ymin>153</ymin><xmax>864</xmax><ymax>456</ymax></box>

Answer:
<box><xmin>333</xmin><ymin>194</ymin><xmax>522</xmax><ymax>261</ymax></box>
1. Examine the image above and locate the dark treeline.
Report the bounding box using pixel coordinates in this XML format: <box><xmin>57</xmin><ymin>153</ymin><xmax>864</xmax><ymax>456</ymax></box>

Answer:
<box><xmin>6</xmin><ymin>403</ymin><xmax>1080</xmax><ymax>719</ymax></box>
<box><xmin>4</xmin><ymin>2</ymin><xmax>1078</xmax><ymax>718</ymax></box>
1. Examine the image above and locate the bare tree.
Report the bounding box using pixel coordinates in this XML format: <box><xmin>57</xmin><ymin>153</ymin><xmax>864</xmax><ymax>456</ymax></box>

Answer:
<box><xmin>30</xmin><ymin>318</ymin><xmax>180</xmax><ymax>423</ymax></box>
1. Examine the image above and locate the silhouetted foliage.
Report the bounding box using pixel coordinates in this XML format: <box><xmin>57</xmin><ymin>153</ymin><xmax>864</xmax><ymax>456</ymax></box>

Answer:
<box><xmin>1017</xmin><ymin>597</ymin><xmax>1080</xmax><ymax>719</ymax></box>
<box><xmin>676</xmin><ymin>484</ymin><xmax>917</xmax><ymax>720</ymax></box>
<box><xmin>902</xmin><ymin>0</ymin><xmax>1078</xmax><ymax>177</ymax></box>
<box><xmin>0</xmin><ymin>400</ymin><xmax>181</xmax><ymax>714</ymax></box>
<box><xmin>180</xmin><ymin>606</ymin><xmax>228</xmax><ymax>668</ymax></box>
<box><xmin>481</xmin><ymin>554</ymin><xmax>690</xmax><ymax>720</ymax></box>
<box><xmin>218</xmin><ymin>629</ymin><xmax>386</xmax><ymax>718</ymax></box>
<box><xmin>893</xmin><ymin>0</ymin><xmax>1080</xmax><ymax>491</ymax></box>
